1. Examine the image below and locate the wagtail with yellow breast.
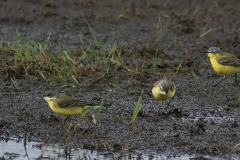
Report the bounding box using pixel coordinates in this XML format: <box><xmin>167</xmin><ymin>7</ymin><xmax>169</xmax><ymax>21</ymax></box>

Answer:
<box><xmin>152</xmin><ymin>79</ymin><xmax>176</xmax><ymax>104</ymax></box>
<box><xmin>44</xmin><ymin>91</ymin><xmax>100</xmax><ymax>118</ymax></box>
<box><xmin>207</xmin><ymin>47</ymin><xmax>240</xmax><ymax>86</ymax></box>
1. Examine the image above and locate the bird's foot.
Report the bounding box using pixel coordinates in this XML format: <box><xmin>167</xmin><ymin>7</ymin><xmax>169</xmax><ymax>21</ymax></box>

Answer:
<box><xmin>235</xmin><ymin>79</ymin><xmax>239</xmax><ymax>84</ymax></box>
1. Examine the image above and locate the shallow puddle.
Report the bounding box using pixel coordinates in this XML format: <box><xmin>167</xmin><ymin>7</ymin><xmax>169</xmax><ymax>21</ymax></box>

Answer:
<box><xmin>0</xmin><ymin>137</ymin><xmax>101</xmax><ymax>159</ymax></box>
<box><xmin>0</xmin><ymin>138</ymin><xmax>238</xmax><ymax>160</ymax></box>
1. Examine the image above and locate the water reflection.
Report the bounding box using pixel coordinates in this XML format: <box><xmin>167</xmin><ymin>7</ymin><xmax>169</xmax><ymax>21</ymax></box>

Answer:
<box><xmin>0</xmin><ymin>138</ymin><xmax>238</xmax><ymax>160</ymax></box>
<box><xmin>0</xmin><ymin>138</ymin><xmax>101</xmax><ymax>160</ymax></box>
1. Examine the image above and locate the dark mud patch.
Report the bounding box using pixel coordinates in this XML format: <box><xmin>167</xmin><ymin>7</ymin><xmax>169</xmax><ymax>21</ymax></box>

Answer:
<box><xmin>1</xmin><ymin>0</ymin><xmax>240</xmax><ymax>159</ymax></box>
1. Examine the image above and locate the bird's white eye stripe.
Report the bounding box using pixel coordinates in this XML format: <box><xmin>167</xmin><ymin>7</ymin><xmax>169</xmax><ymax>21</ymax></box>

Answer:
<box><xmin>160</xmin><ymin>86</ymin><xmax>163</xmax><ymax>91</ymax></box>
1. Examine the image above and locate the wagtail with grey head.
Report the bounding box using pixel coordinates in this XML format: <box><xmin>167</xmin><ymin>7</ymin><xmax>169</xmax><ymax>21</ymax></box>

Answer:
<box><xmin>152</xmin><ymin>79</ymin><xmax>176</xmax><ymax>105</ymax></box>
<box><xmin>207</xmin><ymin>47</ymin><xmax>240</xmax><ymax>87</ymax></box>
<box><xmin>44</xmin><ymin>91</ymin><xmax>100</xmax><ymax>118</ymax></box>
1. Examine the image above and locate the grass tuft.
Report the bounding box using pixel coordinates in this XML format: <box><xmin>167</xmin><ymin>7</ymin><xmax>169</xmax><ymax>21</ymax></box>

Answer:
<box><xmin>122</xmin><ymin>94</ymin><xmax>142</xmax><ymax>157</ymax></box>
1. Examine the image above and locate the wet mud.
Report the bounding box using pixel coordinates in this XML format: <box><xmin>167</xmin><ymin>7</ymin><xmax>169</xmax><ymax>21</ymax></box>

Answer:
<box><xmin>1</xmin><ymin>0</ymin><xmax>240</xmax><ymax>159</ymax></box>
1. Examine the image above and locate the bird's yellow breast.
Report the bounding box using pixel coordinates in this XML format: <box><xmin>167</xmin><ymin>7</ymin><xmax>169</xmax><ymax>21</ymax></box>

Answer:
<box><xmin>48</xmin><ymin>101</ymin><xmax>84</xmax><ymax>117</ymax></box>
<box><xmin>208</xmin><ymin>54</ymin><xmax>240</xmax><ymax>76</ymax></box>
<box><xmin>152</xmin><ymin>87</ymin><xmax>175</xmax><ymax>101</ymax></box>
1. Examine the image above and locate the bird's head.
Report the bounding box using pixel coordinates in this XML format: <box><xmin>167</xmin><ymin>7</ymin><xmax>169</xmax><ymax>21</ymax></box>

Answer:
<box><xmin>44</xmin><ymin>91</ymin><xmax>59</xmax><ymax>102</ymax></box>
<box><xmin>206</xmin><ymin>47</ymin><xmax>222</xmax><ymax>56</ymax></box>
<box><xmin>158</xmin><ymin>81</ymin><xmax>171</xmax><ymax>97</ymax></box>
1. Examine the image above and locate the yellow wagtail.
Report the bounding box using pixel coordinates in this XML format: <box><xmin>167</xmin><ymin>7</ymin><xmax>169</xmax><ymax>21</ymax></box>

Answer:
<box><xmin>207</xmin><ymin>47</ymin><xmax>240</xmax><ymax>87</ymax></box>
<box><xmin>44</xmin><ymin>91</ymin><xmax>99</xmax><ymax>117</ymax></box>
<box><xmin>152</xmin><ymin>79</ymin><xmax>176</xmax><ymax>105</ymax></box>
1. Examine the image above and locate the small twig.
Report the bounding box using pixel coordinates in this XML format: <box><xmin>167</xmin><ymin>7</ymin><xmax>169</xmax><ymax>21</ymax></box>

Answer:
<box><xmin>92</xmin><ymin>114</ymin><xmax>98</xmax><ymax>153</ymax></box>
<box><xmin>153</xmin><ymin>11</ymin><xmax>163</xmax><ymax>47</ymax></box>
<box><xmin>125</xmin><ymin>36</ymin><xmax>136</xmax><ymax>52</ymax></box>
<box><xmin>24</xmin><ymin>132</ymin><xmax>30</xmax><ymax>160</ymax></box>
<box><xmin>72</xmin><ymin>145</ymin><xmax>77</xmax><ymax>158</ymax></box>
<box><xmin>40</xmin><ymin>139</ymin><xmax>52</xmax><ymax>158</ymax></box>
<box><xmin>122</xmin><ymin>124</ymin><xmax>132</xmax><ymax>158</ymax></box>
<box><xmin>119</xmin><ymin>58</ymin><xmax>140</xmax><ymax>75</ymax></box>
<box><xmin>176</xmin><ymin>79</ymin><xmax>187</xmax><ymax>88</ymax></box>
<box><xmin>234</xmin><ymin>24</ymin><xmax>239</xmax><ymax>42</ymax></box>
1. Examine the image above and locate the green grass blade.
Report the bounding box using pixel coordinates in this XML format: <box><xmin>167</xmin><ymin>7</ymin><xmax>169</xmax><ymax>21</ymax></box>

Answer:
<box><xmin>87</xmin><ymin>23</ymin><xmax>100</xmax><ymax>46</ymax></box>
<box><xmin>97</xmin><ymin>98</ymin><xmax>104</xmax><ymax>117</ymax></box>
<box><xmin>229</xmin><ymin>143</ymin><xmax>240</xmax><ymax>154</ymax></box>
<box><xmin>74</xmin><ymin>105</ymin><xmax>101</xmax><ymax>131</ymax></box>
<box><xmin>131</xmin><ymin>93</ymin><xmax>143</xmax><ymax>123</ymax></box>
<box><xmin>176</xmin><ymin>63</ymin><xmax>181</xmax><ymax>73</ymax></box>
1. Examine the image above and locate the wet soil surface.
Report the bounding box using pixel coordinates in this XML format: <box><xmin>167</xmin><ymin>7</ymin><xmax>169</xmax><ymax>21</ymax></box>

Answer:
<box><xmin>1</xmin><ymin>0</ymin><xmax>240</xmax><ymax>159</ymax></box>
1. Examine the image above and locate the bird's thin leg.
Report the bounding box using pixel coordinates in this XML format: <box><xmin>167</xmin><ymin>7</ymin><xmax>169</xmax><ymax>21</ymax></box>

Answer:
<box><xmin>162</xmin><ymin>99</ymin><xmax>172</xmax><ymax>109</ymax></box>
<box><xmin>167</xmin><ymin>97</ymin><xmax>174</xmax><ymax>107</ymax></box>
<box><xmin>212</xmin><ymin>76</ymin><xmax>226</xmax><ymax>87</ymax></box>
<box><xmin>64</xmin><ymin>116</ymin><xmax>72</xmax><ymax>127</ymax></box>
<box><xmin>235</xmin><ymin>73</ymin><xmax>238</xmax><ymax>83</ymax></box>
<box><xmin>68</xmin><ymin>116</ymin><xmax>71</xmax><ymax>123</ymax></box>
<box><xmin>158</xmin><ymin>101</ymin><xmax>163</xmax><ymax>114</ymax></box>
<box><xmin>64</xmin><ymin>116</ymin><xmax>69</xmax><ymax>123</ymax></box>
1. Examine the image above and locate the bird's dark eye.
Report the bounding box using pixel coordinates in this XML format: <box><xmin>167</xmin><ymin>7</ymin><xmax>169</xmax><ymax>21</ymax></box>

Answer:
<box><xmin>45</xmin><ymin>94</ymin><xmax>50</xmax><ymax>96</ymax></box>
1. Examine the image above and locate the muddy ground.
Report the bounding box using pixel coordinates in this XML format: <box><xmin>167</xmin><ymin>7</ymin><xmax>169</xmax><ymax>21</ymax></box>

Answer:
<box><xmin>1</xmin><ymin>0</ymin><xmax>240</xmax><ymax>159</ymax></box>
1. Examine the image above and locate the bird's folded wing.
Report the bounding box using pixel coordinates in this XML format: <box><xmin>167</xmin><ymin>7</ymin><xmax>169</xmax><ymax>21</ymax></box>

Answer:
<box><xmin>54</xmin><ymin>94</ymin><xmax>75</xmax><ymax>108</ymax></box>
<box><xmin>169</xmin><ymin>83</ymin><xmax>175</xmax><ymax>91</ymax></box>
<box><xmin>54</xmin><ymin>94</ymin><xmax>98</xmax><ymax>108</ymax></box>
<box><xmin>74</xmin><ymin>100</ymin><xmax>97</xmax><ymax>107</ymax></box>
<box><xmin>216</xmin><ymin>56</ymin><xmax>240</xmax><ymax>66</ymax></box>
